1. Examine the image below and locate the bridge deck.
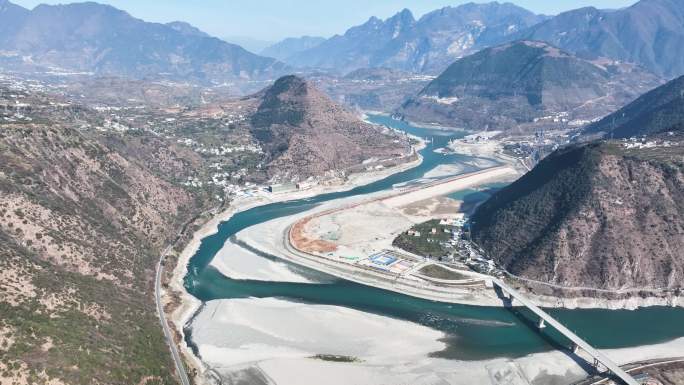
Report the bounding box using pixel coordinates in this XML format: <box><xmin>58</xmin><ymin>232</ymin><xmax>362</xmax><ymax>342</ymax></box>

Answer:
<box><xmin>492</xmin><ymin>278</ymin><xmax>638</xmax><ymax>385</ymax></box>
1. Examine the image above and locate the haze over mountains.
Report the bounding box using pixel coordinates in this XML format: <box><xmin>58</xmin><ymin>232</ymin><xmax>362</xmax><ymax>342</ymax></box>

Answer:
<box><xmin>268</xmin><ymin>0</ymin><xmax>684</xmax><ymax>81</ymax></box>
<box><xmin>260</xmin><ymin>36</ymin><xmax>327</xmax><ymax>62</ymax></box>
<box><xmin>284</xmin><ymin>3</ymin><xmax>546</xmax><ymax>74</ymax></box>
<box><xmin>2</xmin><ymin>0</ymin><xmax>683</xmax><ymax>89</ymax></box>
<box><xmin>0</xmin><ymin>0</ymin><xmax>287</xmax><ymax>82</ymax></box>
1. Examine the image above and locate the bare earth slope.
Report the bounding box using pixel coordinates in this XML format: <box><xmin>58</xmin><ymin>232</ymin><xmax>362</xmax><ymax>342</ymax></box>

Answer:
<box><xmin>249</xmin><ymin>75</ymin><xmax>411</xmax><ymax>179</ymax></box>
<box><xmin>0</xmin><ymin>91</ymin><xmax>209</xmax><ymax>383</ymax></box>
<box><xmin>471</xmin><ymin>141</ymin><xmax>684</xmax><ymax>291</ymax></box>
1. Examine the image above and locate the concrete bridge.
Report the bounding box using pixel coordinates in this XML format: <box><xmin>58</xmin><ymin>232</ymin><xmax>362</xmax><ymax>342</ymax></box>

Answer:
<box><xmin>492</xmin><ymin>278</ymin><xmax>639</xmax><ymax>385</ymax></box>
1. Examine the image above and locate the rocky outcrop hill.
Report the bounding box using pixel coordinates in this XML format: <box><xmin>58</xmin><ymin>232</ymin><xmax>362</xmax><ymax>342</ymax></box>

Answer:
<box><xmin>249</xmin><ymin>75</ymin><xmax>412</xmax><ymax>179</ymax></box>
<box><xmin>398</xmin><ymin>40</ymin><xmax>662</xmax><ymax>131</ymax></box>
<box><xmin>471</xmin><ymin>141</ymin><xmax>684</xmax><ymax>291</ymax></box>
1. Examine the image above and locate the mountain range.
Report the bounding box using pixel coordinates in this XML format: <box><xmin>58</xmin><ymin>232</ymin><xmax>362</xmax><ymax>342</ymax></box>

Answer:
<box><xmin>513</xmin><ymin>0</ymin><xmax>684</xmax><ymax>78</ymax></box>
<box><xmin>3</xmin><ymin>0</ymin><xmax>684</xmax><ymax>87</ymax></box>
<box><xmin>0</xmin><ymin>0</ymin><xmax>287</xmax><ymax>82</ymax></box>
<box><xmin>270</xmin><ymin>0</ymin><xmax>684</xmax><ymax>80</ymax></box>
<box><xmin>397</xmin><ymin>40</ymin><xmax>662</xmax><ymax>130</ymax></box>
<box><xmin>284</xmin><ymin>3</ymin><xmax>545</xmax><ymax>75</ymax></box>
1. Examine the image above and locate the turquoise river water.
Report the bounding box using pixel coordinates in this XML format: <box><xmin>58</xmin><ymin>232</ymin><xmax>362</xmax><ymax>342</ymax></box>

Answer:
<box><xmin>184</xmin><ymin>114</ymin><xmax>684</xmax><ymax>361</ymax></box>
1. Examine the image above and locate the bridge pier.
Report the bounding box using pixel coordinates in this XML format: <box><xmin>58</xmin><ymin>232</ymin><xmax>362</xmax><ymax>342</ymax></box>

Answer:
<box><xmin>537</xmin><ymin>318</ymin><xmax>546</xmax><ymax>329</ymax></box>
<box><xmin>493</xmin><ymin>278</ymin><xmax>639</xmax><ymax>385</ymax></box>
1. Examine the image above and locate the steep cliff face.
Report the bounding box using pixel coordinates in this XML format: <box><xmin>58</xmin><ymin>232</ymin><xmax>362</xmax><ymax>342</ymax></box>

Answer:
<box><xmin>250</xmin><ymin>75</ymin><xmax>411</xmax><ymax>179</ymax></box>
<box><xmin>472</xmin><ymin>141</ymin><xmax>684</xmax><ymax>291</ymax></box>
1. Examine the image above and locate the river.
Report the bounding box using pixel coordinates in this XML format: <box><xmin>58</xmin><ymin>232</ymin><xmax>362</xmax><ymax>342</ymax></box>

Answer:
<box><xmin>184</xmin><ymin>114</ymin><xmax>684</xmax><ymax>361</ymax></box>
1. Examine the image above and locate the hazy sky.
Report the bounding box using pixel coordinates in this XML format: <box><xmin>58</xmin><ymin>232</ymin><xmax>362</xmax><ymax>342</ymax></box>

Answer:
<box><xmin>12</xmin><ymin>0</ymin><xmax>637</xmax><ymax>42</ymax></box>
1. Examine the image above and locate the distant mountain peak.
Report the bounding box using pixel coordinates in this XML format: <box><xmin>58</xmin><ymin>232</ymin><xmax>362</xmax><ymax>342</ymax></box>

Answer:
<box><xmin>514</xmin><ymin>0</ymin><xmax>684</xmax><ymax>78</ymax></box>
<box><xmin>286</xmin><ymin>1</ymin><xmax>544</xmax><ymax>74</ymax></box>
<box><xmin>260</xmin><ymin>35</ymin><xmax>325</xmax><ymax>61</ymax></box>
<box><xmin>166</xmin><ymin>21</ymin><xmax>209</xmax><ymax>38</ymax></box>
<box><xmin>393</xmin><ymin>8</ymin><xmax>415</xmax><ymax>21</ymax></box>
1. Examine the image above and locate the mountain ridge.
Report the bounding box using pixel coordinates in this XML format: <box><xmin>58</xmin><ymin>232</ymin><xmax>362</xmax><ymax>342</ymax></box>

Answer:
<box><xmin>583</xmin><ymin>75</ymin><xmax>684</xmax><ymax>139</ymax></box>
<box><xmin>0</xmin><ymin>0</ymin><xmax>288</xmax><ymax>82</ymax></box>
<box><xmin>472</xmin><ymin>140</ymin><xmax>684</xmax><ymax>291</ymax></box>
<box><xmin>513</xmin><ymin>0</ymin><xmax>684</xmax><ymax>78</ymax></box>
<box><xmin>398</xmin><ymin>40</ymin><xmax>662</xmax><ymax>130</ymax></box>
<box><xmin>285</xmin><ymin>2</ymin><xmax>545</xmax><ymax>74</ymax></box>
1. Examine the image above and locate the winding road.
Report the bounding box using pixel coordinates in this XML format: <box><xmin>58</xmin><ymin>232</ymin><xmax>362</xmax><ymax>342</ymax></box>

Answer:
<box><xmin>155</xmin><ymin>244</ymin><xmax>191</xmax><ymax>385</ymax></box>
<box><xmin>154</xmin><ymin>207</ymin><xmax>219</xmax><ymax>385</ymax></box>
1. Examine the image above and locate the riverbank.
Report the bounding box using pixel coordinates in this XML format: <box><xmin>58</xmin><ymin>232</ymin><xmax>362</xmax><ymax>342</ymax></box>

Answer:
<box><xmin>189</xmin><ymin>295</ymin><xmax>684</xmax><ymax>385</ymax></box>
<box><xmin>364</xmin><ymin>111</ymin><xmax>466</xmax><ymax>133</ymax></box>
<box><xmin>170</xmin><ymin>113</ymin><xmax>684</xmax><ymax>385</ymax></box>
<box><xmin>230</xmin><ymin>162</ymin><xmax>684</xmax><ymax>310</ymax></box>
<box><xmin>231</xmin><ymin>166</ymin><xmax>519</xmax><ymax>308</ymax></box>
<box><xmin>164</xmin><ymin>150</ymin><xmax>425</xmax><ymax>381</ymax></box>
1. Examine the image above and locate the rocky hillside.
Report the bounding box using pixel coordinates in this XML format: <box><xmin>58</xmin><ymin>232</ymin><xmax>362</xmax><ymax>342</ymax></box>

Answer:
<box><xmin>249</xmin><ymin>75</ymin><xmax>412</xmax><ymax>179</ymax></box>
<box><xmin>286</xmin><ymin>3</ymin><xmax>545</xmax><ymax>74</ymax></box>
<box><xmin>0</xmin><ymin>0</ymin><xmax>286</xmax><ymax>82</ymax></box>
<box><xmin>398</xmin><ymin>40</ymin><xmax>662</xmax><ymax>131</ymax></box>
<box><xmin>583</xmin><ymin>75</ymin><xmax>684</xmax><ymax>139</ymax></box>
<box><xmin>514</xmin><ymin>0</ymin><xmax>684</xmax><ymax>78</ymax></box>
<box><xmin>0</xmin><ymin>86</ymin><xmax>213</xmax><ymax>384</ymax></box>
<box><xmin>471</xmin><ymin>141</ymin><xmax>684</xmax><ymax>291</ymax></box>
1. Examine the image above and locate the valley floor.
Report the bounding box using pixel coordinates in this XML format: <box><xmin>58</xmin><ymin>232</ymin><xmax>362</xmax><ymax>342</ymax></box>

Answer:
<box><xmin>191</xmin><ymin>296</ymin><xmax>684</xmax><ymax>385</ymax></box>
<box><xmin>166</xmin><ymin>137</ymin><xmax>682</xmax><ymax>385</ymax></box>
<box><xmin>162</xmin><ymin>153</ymin><xmax>425</xmax><ymax>382</ymax></box>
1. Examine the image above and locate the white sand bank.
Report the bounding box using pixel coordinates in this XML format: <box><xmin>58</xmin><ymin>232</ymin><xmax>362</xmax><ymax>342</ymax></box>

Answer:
<box><xmin>383</xmin><ymin>166</ymin><xmax>518</xmax><ymax>208</ymax></box>
<box><xmin>165</xmin><ymin>152</ymin><xmax>426</xmax><ymax>380</ymax></box>
<box><xmin>210</xmin><ymin>240</ymin><xmax>316</xmax><ymax>283</ymax></box>
<box><xmin>192</xmin><ymin>297</ymin><xmax>445</xmax><ymax>368</ymax></box>
<box><xmin>192</xmin><ymin>297</ymin><xmax>684</xmax><ymax>385</ymax></box>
